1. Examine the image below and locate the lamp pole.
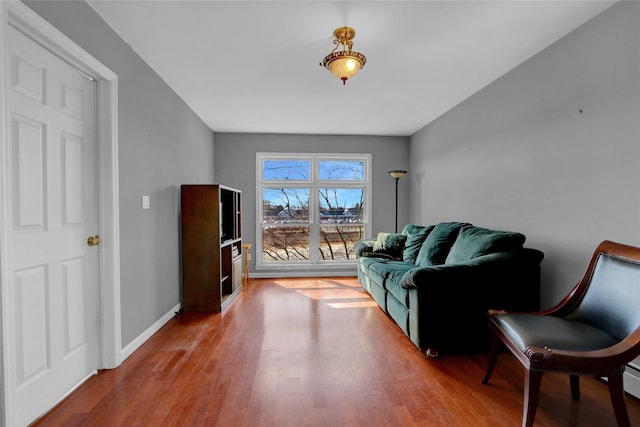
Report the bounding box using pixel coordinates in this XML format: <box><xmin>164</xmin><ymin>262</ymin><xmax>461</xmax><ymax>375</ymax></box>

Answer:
<box><xmin>388</xmin><ymin>170</ymin><xmax>407</xmax><ymax>233</ymax></box>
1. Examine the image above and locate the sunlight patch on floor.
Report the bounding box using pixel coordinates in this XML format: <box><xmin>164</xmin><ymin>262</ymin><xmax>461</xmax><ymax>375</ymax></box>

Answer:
<box><xmin>326</xmin><ymin>301</ymin><xmax>378</xmax><ymax>308</ymax></box>
<box><xmin>320</xmin><ymin>279</ymin><xmax>361</xmax><ymax>288</ymax></box>
<box><xmin>270</xmin><ymin>277</ymin><xmax>373</xmax><ymax>308</ymax></box>
<box><xmin>295</xmin><ymin>289</ymin><xmax>366</xmax><ymax>300</ymax></box>
<box><xmin>273</xmin><ymin>280</ymin><xmax>338</xmax><ymax>289</ymax></box>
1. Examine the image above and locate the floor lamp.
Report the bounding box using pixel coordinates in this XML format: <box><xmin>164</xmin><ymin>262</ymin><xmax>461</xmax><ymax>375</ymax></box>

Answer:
<box><xmin>388</xmin><ymin>170</ymin><xmax>407</xmax><ymax>233</ymax></box>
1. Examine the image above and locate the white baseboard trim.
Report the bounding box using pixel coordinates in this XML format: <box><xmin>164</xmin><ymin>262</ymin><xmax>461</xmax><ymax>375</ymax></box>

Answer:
<box><xmin>120</xmin><ymin>303</ymin><xmax>180</xmax><ymax>362</ymax></box>
<box><xmin>623</xmin><ymin>366</ymin><xmax>640</xmax><ymax>399</ymax></box>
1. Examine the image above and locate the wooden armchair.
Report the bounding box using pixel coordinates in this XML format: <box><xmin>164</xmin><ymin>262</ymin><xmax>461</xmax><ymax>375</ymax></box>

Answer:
<box><xmin>482</xmin><ymin>240</ymin><xmax>640</xmax><ymax>427</ymax></box>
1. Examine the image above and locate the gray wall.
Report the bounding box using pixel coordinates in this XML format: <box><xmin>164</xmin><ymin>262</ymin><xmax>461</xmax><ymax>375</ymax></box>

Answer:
<box><xmin>409</xmin><ymin>2</ymin><xmax>640</xmax><ymax>308</ymax></box>
<box><xmin>215</xmin><ymin>133</ymin><xmax>409</xmax><ymax>276</ymax></box>
<box><xmin>25</xmin><ymin>2</ymin><xmax>216</xmax><ymax>346</ymax></box>
<box><xmin>25</xmin><ymin>0</ymin><xmax>638</xmax><ymax>345</ymax></box>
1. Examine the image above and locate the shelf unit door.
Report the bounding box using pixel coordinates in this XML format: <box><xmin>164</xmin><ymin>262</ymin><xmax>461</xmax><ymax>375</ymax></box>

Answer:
<box><xmin>181</xmin><ymin>186</ymin><xmax>222</xmax><ymax>312</ymax></box>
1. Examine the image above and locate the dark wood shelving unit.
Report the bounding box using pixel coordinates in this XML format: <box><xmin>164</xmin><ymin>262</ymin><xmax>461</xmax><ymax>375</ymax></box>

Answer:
<box><xmin>181</xmin><ymin>184</ymin><xmax>242</xmax><ymax>312</ymax></box>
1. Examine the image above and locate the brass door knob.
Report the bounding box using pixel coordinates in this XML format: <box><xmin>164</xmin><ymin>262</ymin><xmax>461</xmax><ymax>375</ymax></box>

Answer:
<box><xmin>87</xmin><ymin>235</ymin><xmax>100</xmax><ymax>246</ymax></box>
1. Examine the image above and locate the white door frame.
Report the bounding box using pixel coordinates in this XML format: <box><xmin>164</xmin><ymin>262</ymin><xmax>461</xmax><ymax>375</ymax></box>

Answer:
<box><xmin>0</xmin><ymin>2</ymin><xmax>121</xmax><ymax>424</ymax></box>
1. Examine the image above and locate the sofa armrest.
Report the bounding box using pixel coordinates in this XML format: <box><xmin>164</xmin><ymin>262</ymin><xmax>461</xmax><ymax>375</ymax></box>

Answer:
<box><xmin>399</xmin><ymin>247</ymin><xmax>543</xmax><ymax>353</ymax></box>
<box><xmin>400</xmin><ymin>262</ymin><xmax>477</xmax><ymax>290</ymax></box>
<box><xmin>400</xmin><ymin>249</ymin><xmax>543</xmax><ymax>289</ymax></box>
<box><xmin>355</xmin><ymin>239</ymin><xmax>377</xmax><ymax>258</ymax></box>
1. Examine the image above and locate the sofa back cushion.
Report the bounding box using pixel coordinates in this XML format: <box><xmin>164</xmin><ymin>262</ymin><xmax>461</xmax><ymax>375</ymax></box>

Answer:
<box><xmin>401</xmin><ymin>224</ymin><xmax>434</xmax><ymax>264</ymax></box>
<box><xmin>445</xmin><ymin>225</ymin><xmax>526</xmax><ymax>264</ymax></box>
<box><xmin>372</xmin><ymin>232</ymin><xmax>407</xmax><ymax>259</ymax></box>
<box><xmin>415</xmin><ymin>222</ymin><xmax>469</xmax><ymax>266</ymax></box>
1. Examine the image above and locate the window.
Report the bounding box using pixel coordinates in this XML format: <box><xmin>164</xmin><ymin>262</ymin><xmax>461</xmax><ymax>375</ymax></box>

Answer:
<box><xmin>257</xmin><ymin>153</ymin><xmax>371</xmax><ymax>268</ymax></box>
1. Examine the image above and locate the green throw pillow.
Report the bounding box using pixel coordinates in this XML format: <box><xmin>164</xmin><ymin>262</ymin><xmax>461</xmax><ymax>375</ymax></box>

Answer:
<box><xmin>415</xmin><ymin>222</ymin><xmax>469</xmax><ymax>266</ymax></box>
<box><xmin>372</xmin><ymin>232</ymin><xmax>407</xmax><ymax>259</ymax></box>
<box><xmin>445</xmin><ymin>225</ymin><xmax>526</xmax><ymax>264</ymax></box>
<box><xmin>401</xmin><ymin>224</ymin><xmax>434</xmax><ymax>264</ymax></box>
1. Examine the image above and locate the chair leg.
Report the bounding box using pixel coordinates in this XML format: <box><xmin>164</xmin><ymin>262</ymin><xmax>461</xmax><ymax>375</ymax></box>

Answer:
<box><xmin>570</xmin><ymin>375</ymin><xmax>580</xmax><ymax>400</ymax></box>
<box><xmin>482</xmin><ymin>332</ymin><xmax>500</xmax><ymax>384</ymax></box>
<box><xmin>523</xmin><ymin>370</ymin><xmax>543</xmax><ymax>427</ymax></box>
<box><xmin>608</xmin><ymin>374</ymin><xmax>631</xmax><ymax>427</ymax></box>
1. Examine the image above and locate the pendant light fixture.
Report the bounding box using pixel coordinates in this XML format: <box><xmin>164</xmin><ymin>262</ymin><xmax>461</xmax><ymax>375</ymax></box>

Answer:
<box><xmin>320</xmin><ymin>26</ymin><xmax>367</xmax><ymax>85</ymax></box>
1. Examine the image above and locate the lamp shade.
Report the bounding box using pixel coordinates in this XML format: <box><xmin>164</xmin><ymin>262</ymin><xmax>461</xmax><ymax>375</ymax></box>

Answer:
<box><xmin>323</xmin><ymin>51</ymin><xmax>366</xmax><ymax>84</ymax></box>
<box><xmin>388</xmin><ymin>170</ymin><xmax>407</xmax><ymax>179</ymax></box>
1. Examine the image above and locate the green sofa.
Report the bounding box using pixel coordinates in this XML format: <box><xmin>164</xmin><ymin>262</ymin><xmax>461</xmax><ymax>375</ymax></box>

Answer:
<box><xmin>355</xmin><ymin>222</ymin><xmax>544</xmax><ymax>356</ymax></box>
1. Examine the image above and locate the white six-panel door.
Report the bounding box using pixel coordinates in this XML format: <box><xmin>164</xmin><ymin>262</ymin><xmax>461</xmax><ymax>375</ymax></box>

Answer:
<box><xmin>8</xmin><ymin>25</ymin><xmax>100</xmax><ymax>425</ymax></box>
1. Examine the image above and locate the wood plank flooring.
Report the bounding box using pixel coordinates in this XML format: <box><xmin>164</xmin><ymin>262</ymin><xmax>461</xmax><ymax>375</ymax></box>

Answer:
<box><xmin>33</xmin><ymin>277</ymin><xmax>640</xmax><ymax>426</ymax></box>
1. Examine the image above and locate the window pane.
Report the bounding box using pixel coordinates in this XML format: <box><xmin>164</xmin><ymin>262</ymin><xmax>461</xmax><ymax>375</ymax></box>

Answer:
<box><xmin>263</xmin><ymin>188</ymin><xmax>309</xmax><ymax>223</ymax></box>
<box><xmin>263</xmin><ymin>160</ymin><xmax>310</xmax><ymax>180</ymax></box>
<box><xmin>263</xmin><ymin>226</ymin><xmax>310</xmax><ymax>261</ymax></box>
<box><xmin>318</xmin><ymin>188</ymin><xmax>365</xmax><ymax>223</ymax></box>
<box><xmin>319</xmin><ymin>225</ymin><xmax>365</xmax><ymax>261</ymax></box>
<box><xmin>319</xmin><ymin>160</ymin><xmax>365</xmax><ymax>181</ymax></box>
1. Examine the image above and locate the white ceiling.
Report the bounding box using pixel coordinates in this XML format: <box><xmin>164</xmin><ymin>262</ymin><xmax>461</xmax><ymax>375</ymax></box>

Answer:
<box><xmin>87</xmin><ymin>1</ymin><xmax>615</xmax><ymax>136</ymax></box>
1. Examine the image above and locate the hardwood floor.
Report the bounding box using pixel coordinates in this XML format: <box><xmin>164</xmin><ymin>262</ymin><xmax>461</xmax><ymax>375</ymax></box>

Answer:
<box><xmin>33</xmin><ymin>277</ymin><xmax>640</xmax><ymax>426</ymax></box>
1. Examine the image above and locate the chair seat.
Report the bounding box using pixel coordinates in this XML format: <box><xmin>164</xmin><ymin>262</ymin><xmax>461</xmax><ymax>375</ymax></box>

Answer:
<box><xmin>492</xmin><ymin>313</ymin><xmax>619</xmax><ymax>352</ymax></box>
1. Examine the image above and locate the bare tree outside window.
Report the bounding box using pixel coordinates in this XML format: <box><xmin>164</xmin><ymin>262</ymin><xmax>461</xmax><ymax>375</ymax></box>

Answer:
<box><xmin>262</xmin><ymin>187</ymin><xmax>310</xmax><ymax>261</ymax></box>
<box><xmin>318</xmin><ymin>188</ymin><xmax>365</xmax><ymax>260</ymax></box>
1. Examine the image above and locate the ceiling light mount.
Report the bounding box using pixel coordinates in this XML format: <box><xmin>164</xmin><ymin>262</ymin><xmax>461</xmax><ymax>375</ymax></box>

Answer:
<box><xmin>320</xmin><ymin>26</ymin><xmax>367</xmax><ymax>85</ymax></box>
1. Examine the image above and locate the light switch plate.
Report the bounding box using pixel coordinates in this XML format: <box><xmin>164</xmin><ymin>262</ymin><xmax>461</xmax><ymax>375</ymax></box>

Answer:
<box><xmin>142</xmin><ymin>195</ymin><xmax>150</xmax><ymax>210</ymax></box>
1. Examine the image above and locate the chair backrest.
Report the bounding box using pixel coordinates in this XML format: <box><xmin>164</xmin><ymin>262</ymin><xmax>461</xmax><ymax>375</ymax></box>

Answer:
<box><xmin>567</xmin><ymin>251</ymin><xmax>640</xmax><ymax>341</ymax></box>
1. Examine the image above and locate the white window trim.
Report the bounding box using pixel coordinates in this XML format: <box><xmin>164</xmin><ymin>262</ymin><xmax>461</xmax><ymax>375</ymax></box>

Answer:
<box><xmin>256</xmin><ymin>153</ymin><xmax>371</xmax><ymax>270</ymax></box>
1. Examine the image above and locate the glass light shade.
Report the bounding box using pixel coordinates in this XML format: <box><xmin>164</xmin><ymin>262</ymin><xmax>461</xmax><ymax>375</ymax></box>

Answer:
<box><xmin>327</xmin><ymin>53</ymin><xmax>363</xmax><ymax>83</ymax></box>
<box><xmin>321</xmin><ymin>50</ymin><xmax>367</xmax><ymax>85</ymax></box>
<box><xmin>388</xmin><ymin>170</ymin><xmax>407</xmax><ymax>179</ymax></box>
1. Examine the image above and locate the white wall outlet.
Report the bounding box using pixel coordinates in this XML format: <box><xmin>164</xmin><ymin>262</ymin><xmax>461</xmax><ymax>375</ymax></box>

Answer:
<box><xmin>142</xmin><ymin>195</ymin><xmax>150</xmax><ymax>210</ymax></box>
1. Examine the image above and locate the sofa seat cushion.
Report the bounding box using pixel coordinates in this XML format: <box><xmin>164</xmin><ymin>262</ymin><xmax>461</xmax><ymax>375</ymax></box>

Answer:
<box><xmin>415</xmin><ymin>222</ymin><xmax>469</xmax><ymax>267</ymax></box>
<box><xmin>366</xmin><ymin>261</ymin><xmax>415</xmax><ymax>305</ymax></box>
<box><xmin>445</xmin><ymin>225</ymin><xmax>526</xmax><ymax>264</ymax></box>
<box><xmin>359</xmin><ymin>256</ymin><xmax>387</xmax><ymax>271</ymax></box>
<box><xmin>368</xmin><ymin>280</ymin><xmax>387</xmax><ymax>311</ymax></box>
<box><xmin>362</xmin><ymin>262</ymin><xmax>398</xmax><ymax>289</ymax></box>
<box><xmin>367</xmin><ymin>260</ymin><xmax>416</xmax><ymax>283</ymax></box>
<box><xmin>385</xmin><ymin>275</ymin><xmax>411</xmax><ymax>307</ymax></box>
<box><xmin>387</xmin><ymin>294</ymin><xmax>410</xmax><ymax>335</ymax></box>
<box><xmin>402</xmin><ymin>224</ymin><xmax>434</xmax><ymax>264</ymax></box>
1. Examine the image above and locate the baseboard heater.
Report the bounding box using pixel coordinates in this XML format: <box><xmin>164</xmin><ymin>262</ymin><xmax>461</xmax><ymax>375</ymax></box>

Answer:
<box><xmin>623</xmin><ymin>357</ymin><xmax>640</xmax><ymax>399</ymax></box>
